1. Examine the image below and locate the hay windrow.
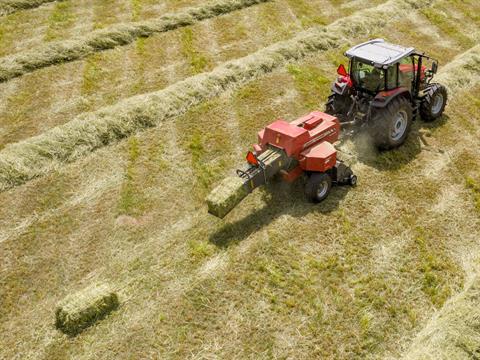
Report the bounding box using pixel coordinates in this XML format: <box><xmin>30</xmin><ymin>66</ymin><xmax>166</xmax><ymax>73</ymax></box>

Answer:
<box><xmin>0</xmin><ymin>0</ymin><xmax>444</xmax><ymax>192</ymax></box>
<box><xmin>206</xmin><ymin>176</ymin><xmax>249</xmax><ymax>218</ymax></box>
<box><xmin>0</xmin><ymin>0</ymin><xmax>271</xmax><ymax>82</ymax></box>
<box><xmin>0</xmin><ymin>0</ymin><xmax>58</xmax><ymax>16</ymax></box>
<box><xmin>55</xmin><ymin>283</ymin><xmax>119</xmax><ymax>336</ymax></box>
<box><xmin>436</xmin><ymin>45</ymin><xmax>480</xmax><ymax>91</ymax></box>
<box><xmin>402</xmin><ymin>277</ymin><xmax>480</xmax><ymax>360</ymax></box>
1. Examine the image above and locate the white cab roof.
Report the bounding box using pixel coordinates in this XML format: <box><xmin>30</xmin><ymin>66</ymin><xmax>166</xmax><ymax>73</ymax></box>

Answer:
<box><xmin>345</xmin><ymin>39</ymin><xmax>415</xmax><ymax>67</ymax></box>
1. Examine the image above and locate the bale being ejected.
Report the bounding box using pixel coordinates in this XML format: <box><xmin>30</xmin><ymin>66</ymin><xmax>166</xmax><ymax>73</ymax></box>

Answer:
<box><xmin>206</xmin><ymin>111</ymin><xmax>357</xmax><ymax>218</ymax></box>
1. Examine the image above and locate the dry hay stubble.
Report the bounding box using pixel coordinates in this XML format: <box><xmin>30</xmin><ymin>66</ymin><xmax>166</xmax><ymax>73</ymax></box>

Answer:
<box><xmin>402</xmin><ymin>276</ymin><xmax>480</xmax><ymax>360</ymax></box>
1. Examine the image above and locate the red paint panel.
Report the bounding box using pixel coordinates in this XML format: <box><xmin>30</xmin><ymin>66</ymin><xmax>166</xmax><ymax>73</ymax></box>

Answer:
<box><xmin>280</xmin><ymin>165</ymin><xmax>304</xmax><ymax>183</ymax></box>
<box><xmin>299</xmin><ymin>141</ymin><xmax>337</xmax><ymax>172</ymax></box>
<box><xmin>261</xmin><ymin>120</ymin><xmax>309</xmax><ymax>157</ymax></box>
<box><xmin>399</xmin><ymin>64</ymin><xmax>426</xmax><ymax>80</ymax></box>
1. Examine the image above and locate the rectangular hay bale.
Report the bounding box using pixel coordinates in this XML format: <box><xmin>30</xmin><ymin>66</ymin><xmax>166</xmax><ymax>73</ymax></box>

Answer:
<box><xmin>55</xmin><ymin>283</ymin><xmax>119</xmax><ymax>336</ymax></box>
<box><xmin>206</xmin><ymin>176</ymin><xmax>249</xmax><ymax>218</ymax></box>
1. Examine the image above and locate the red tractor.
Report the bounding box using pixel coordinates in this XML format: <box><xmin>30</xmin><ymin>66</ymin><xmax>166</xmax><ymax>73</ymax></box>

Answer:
<box><xmin>326</xmin><ymin>39</ymin><xmax>447</xmax><ymax>149</ymax></box>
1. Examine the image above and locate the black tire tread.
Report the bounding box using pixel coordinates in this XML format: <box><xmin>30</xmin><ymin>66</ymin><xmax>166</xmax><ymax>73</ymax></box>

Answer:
<box><xmin>371</xmin><ymin>96</ymin><xmax>413</xmax><ymax>150</ymax></box>
<box><xmin>420</xmin><ymin>83</ymin><xmax>448</xmax><ymax>122</ymax></box>
<box><xmin>325</xmin><ymin>92</ymin><xmax>350</xmax><ymax>121</ymax></box>
<box><xmin>305</xmin><ymin>173</ymin><xmax>332</xmax><ymax>203</ymax></box>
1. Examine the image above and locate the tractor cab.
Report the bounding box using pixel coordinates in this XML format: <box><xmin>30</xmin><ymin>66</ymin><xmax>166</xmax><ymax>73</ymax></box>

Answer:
<box><xmin>326</xmin><ymin>39</ymin><xmax>447</xmax><ymax>150</ymax></box>
<box><xmin>343</xmin><ymin>39</ymin><xmax>435</xmax><ymax>95</ymax></box>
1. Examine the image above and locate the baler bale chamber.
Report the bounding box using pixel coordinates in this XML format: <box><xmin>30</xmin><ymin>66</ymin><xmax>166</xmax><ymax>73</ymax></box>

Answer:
<box><xmin>206</xmin><ymin>146</ymin><xmax>289</xmax><ymax>218</ymax></box>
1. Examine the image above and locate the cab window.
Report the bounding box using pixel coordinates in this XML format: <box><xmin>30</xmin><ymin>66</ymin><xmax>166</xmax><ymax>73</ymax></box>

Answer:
<box><xmin>399</xmin><ymin>56</ymin><xmax>414</xmax><ymax>90</ymax></box>
<box><xmin>351</xmin><ymin>59</ymin><xmax>385</xmax><ymax>92</ymax></box>
<box><xmin>386</xmin><ymin>64</ymin><xmax>398</xmax><ymax>90</ymax></box>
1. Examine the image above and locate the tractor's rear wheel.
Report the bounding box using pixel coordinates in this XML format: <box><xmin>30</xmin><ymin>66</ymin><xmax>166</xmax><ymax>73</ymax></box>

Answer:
<box><xmin>420</xmin><ymin>83</ymin><xmax>447</xmax><ymax>122</ymax></box>
<box><xmin>371</xmin><ymin>96</ymin><xmax>413</xmax><ymax>150</ymax></box>
<box><xmin>305</xmin><ymin>173</ymin><xmax>332</xmax><ymax>203</ymax></box>
<box><xmin>325</xmin><ymin>92</ymin><xmax>351</xmax><ymax>122</ymax></box>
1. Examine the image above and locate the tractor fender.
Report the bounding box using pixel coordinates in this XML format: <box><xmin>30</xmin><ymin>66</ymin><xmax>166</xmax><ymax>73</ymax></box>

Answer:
<box><xmin>331</xmin><ymin>81</ymin><xmax>350</xmax><ymax>96</ymax></box>
<box><xmin>371</xmin><ymin>87</ymin><xmax>411</xmax><ymax>108</ymax></box>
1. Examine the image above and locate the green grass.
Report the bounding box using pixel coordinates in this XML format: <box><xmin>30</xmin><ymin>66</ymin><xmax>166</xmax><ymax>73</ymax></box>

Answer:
<box><xmin>131</xmin><ymin>0</ymin><xmax>142</xmax><ymax>21</ymax></box>
<box><xmin>233</xmin><ymin>80</ymin><xmax>286</xmax><ymax>143</ymax></box>
<box><xmin>118</xmin><ymin>137</ymin><xmax>147</xmax><ymax>216</ymax></box>
<box><xmin>81</xmin><ymin>55</ymin><xmax>101</xmax><ymax>94</ymax></box>
<box><xmin>188</xmin><ymin>131</ymin><xmax>227</xmax><ymax>193</ymax></box>
<box><xmin>401</xmin><ymin>227</ymin><xmax>462</xmax><ymax>308</ymax></box>
<box><xmin>287</xmin><ymin>64</ymin><xmax>331</xmax><ymax>108</ymax></box>
<box><xmin>188</xmin><ymin>238</ymin><xmax>215</xmax><ymax>261</ymax></box>
<box><xmin>421</xmin><ymin>7</ymin><xmax>475</xmax><ymax>49</ymax></box>
<box><xmin>285</xmin><ymin>0</ymin><xmax>327</xmax><ymax>28</ymax></box>
<box><xmin>93</xmin><ymin>0</ymin><xmax>122</xmax><ymax>30</ymax></box>
<box><xmin>44</xmin><ymin>1</ymin><xmax>75</xmax><ymax>41</ymax></box>
<box><xmin>176</xmin><ymin>101</ymin><xmax>233</xmax><ymax>197</ymax></box>
<box><xmin>129</xmin><ymin>37</ymin><xmax>147</xmax><ymax>94</ymax></box>
<box><xmin>181</xmin><ymin>27</ymin><xmax>211</xmax><ymax>75</ymax></box>
<box><xmin>466</xmin><ymin>177</ymin><xmax>480</xmax><ymax>214</ymax></box>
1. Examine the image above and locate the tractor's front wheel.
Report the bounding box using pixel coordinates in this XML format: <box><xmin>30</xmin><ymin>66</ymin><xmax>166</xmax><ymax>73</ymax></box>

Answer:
<box><xmin>305</xmin><ymin>173</ymin><xmax>332</xmax><ymax>203</ymax></box>
<box><xmin>371</xmin><ymin>96</ymin><xmax>413</xmax><ymax>150</ymax></box>
<box><xmin>420</xmin><ymin>83</ymin><xmax>447</xmax><ymax>122</ymax></box>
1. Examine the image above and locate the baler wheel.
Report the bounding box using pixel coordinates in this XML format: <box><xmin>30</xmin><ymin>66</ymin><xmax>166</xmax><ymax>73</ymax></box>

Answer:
<box><xmin>305</xmin><ymin>173</ymin><xmax>332</xmax><ymax>203</ymax></box>
<box><xmin>349</xmin><ymin>175</ymin><xmax>358</xmax><ymax>187</ymax></box>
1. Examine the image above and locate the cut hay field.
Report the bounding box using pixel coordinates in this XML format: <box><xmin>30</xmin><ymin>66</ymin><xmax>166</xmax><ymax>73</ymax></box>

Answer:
<box><xmin>0</xmin><ymin>0</ymin><xmax>479</xmax><ymax>359</ymax></box>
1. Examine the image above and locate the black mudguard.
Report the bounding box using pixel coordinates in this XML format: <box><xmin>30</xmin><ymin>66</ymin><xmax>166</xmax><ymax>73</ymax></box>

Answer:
<box><xmin>331</xmin><ymin>81</ymin><xmax>350</xmax><ymax>96</ymax></box>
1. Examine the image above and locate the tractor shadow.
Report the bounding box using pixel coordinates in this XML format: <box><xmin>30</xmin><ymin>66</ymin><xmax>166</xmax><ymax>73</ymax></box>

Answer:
<box><xmin>345</xmin><ymin>115</ymin><xmax>449</xmax><ymax>171</ymax></box>
<box><xmin>209</xmin><ymin>179</ymin><xmax>349</xmax><ymax>248</ymax></box>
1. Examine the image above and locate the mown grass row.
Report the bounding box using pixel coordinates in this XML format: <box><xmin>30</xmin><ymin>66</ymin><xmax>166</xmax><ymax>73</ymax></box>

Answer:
<box><xmin>0</xmin><ymin>0</ymin><xmax>443</xmax><ymax>192</ymax></box>
<box><xmin>0</xmin><ymin>0</ymin><xmax>271</xmax><ymax>82</ymax></box>
<box><xmin>403</xmin><ymin>276</ymin><xmax>480</xmax><ymax>360</ymax></box>
<box><xmin>0</xmin><ymin>0</ymin><xmax>59</xmax><ymax>17</ymax></box>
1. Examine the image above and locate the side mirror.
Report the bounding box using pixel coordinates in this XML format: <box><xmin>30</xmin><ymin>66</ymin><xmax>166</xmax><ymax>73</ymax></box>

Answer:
<box><xmin>431</xmin><ymin>61</ymin><xmax>438</xmax><ymax>74</ymax></box>
<box><xmin>337</xmin><ymin>64</ymin><xmax>348</xmax><ymax>77</ymax></box>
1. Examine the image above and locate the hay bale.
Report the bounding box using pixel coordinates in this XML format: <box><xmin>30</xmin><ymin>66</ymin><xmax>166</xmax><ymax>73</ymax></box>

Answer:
<box><xmin>206</xmin><ymin>176</ymin><xmax>249</xmax><ymax>218</ymax></box>
<box><xmin>0</xmin><ymin>0</ymin><xmax>271</xmax><ymax>82</ymax></box>
<box><xmin>0</xmin><ymin>0</ymin><xmax>59</xmax><ymax>17</ymax></box>
<box><xmin>55</xmin><ymin>283</ymin><xmax>119</xmax><ymax>336</ymax></box>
